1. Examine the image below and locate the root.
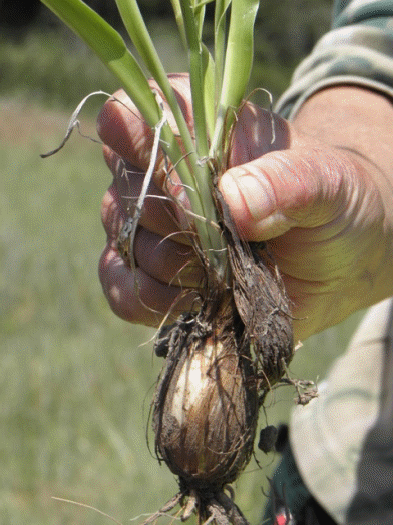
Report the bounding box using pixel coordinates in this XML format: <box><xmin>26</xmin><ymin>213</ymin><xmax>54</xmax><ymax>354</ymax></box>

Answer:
<box><xmin>279</xmin><ymin>377</ymin><xmax>319</xmax><ymax>405</ymax></box>
<box><xmin>181</xmin><ymin>490</ymin><xmax>197</xmax><ymax>521</ymax></box>
<box><xmin>51</xmin><ymin>496</ymin><xmax>122</xmax><ymax>525</ymax></box>
<box><xmin>117</xmin><ymin>90</ymin><xmax>168</xmax><ymax>274</ymax></box>
<box><xmin>141</xmin><ymin>492</ymin><xmax>183</xmax><ymax>525</ymax></box>
<box><xmin>141</xmin><ymin>488</ymin><xmax>250</xmax><ymax>525</ymax></box>
<box><xmin>40</xmin><ymin>91</ymin><xmax>141</xmax><ymax>158</ymax></box>
<box><xmin>277</xmin><ymin>359</ymin><xmax>318</xmax><ymax>405</ymax></box>
<box><xmin>216</xmin><ymin>492</ymin><xmax>250</xmax><ymax>525</ymax></box>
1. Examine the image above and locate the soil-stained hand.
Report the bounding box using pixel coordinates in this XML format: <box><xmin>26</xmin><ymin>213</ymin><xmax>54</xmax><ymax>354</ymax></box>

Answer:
<box><xmin>97</xmin><ymin>75</ymin><xmax>393</xmax><ymax>341</ymax></box>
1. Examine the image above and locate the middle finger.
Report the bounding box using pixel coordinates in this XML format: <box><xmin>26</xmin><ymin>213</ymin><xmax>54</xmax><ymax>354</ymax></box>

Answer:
<box><xmin>134</xmin><ymin>228</ymin><xmax>204</xmax><ymax>288</ymax></box>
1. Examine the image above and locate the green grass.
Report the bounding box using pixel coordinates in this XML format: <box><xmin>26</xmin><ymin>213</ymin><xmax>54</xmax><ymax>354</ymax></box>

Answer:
<box><xmin>0</xmin><ymin>23</ymin><xmax>187</xmax><ymax>115</ymax></box>
<box><xmin>0</xmin><ymin>98</ymin><xmax>366</xmax><ymax>525</ymax></box>
<box><xmin>0</xmin><ymin>99</ymin><xmax>175</xmax><ymax>524</ymax></box>
<box><xmin>0</xmin><ymin>29</ymin><xmax>118</xmax><ymax>113</ymax></box>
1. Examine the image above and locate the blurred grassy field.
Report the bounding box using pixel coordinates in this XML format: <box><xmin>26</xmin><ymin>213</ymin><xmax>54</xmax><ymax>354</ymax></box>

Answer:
<box><xmin>1</xmin><ymin>27</ymin><xmax>366</xmax><ymax>525</ymax></box>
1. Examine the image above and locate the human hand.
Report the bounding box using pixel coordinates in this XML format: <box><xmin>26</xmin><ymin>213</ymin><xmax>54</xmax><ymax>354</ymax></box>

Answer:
<box><xmin>97</xmin><ymin>74</ymin><xmax>205</xmax><ymax>329</ymax></box>
<box><xmin>97</xmin><ymin>75</ymin><xmax>393</xmax><ymax>341</ymax></box>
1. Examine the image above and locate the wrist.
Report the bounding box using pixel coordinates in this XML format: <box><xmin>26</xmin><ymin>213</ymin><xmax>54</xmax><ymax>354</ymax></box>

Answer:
<box><xmin>293</xmin><ymin>85</ymin><xmax>393</xmax><ymax>308</ymax></box>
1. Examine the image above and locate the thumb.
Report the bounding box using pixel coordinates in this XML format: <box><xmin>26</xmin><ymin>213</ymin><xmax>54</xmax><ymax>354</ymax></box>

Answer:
<box><xmin>219</xmin><ymin>144</ymin><xmax>356</xmax><ymax>242</ymax></box>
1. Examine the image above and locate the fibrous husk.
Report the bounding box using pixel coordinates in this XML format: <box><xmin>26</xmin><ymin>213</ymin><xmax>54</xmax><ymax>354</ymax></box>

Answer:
<box><xmin>153</xmin><ymin>295</ymin><xmax>259</xmax><ymax>491</ymax></box>
<box><xmin>216</xmin><ymin>187</ymin><xmax>294</xmax><ymax>391</ymax></box>
<box><xmin>228</xmin><ymin>238</ymin><xmax>293</xmax><ymax>388</ymax></box>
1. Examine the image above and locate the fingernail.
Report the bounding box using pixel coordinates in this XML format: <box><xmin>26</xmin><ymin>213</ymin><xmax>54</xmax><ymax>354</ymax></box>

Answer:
<box><xmin>221</xmin><ymin>169</ymin><xmax>273</xmax><ymax>222</ymax></box>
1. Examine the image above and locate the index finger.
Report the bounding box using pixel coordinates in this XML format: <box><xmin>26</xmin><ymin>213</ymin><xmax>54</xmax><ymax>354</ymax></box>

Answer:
<box><xmin>96</xmin><ymin>74</ymin><xmax>194</xmax><ymax>187</ymax></box>
<box><xmin>97</xmin><ymin>89</ymin><xmax>157</xmax><ymax>173</ymax></box>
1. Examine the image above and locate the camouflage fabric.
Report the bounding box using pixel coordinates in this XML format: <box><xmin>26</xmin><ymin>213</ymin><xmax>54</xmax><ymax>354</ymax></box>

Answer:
<box><xmin>276</xmin><ymin>0</ymin><xmax>393</xmax><ymax>118</ymax></box>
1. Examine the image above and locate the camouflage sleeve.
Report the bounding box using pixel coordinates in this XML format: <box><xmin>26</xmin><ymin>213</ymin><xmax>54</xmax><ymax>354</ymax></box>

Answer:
<box><xmin>276</xmin><ymin>0</ymin><xmax>393</xmax><ymax>118</ymax></box>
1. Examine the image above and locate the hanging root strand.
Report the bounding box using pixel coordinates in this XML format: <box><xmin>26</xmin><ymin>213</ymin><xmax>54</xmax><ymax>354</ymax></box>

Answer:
<box><xmin>140</xmin><ymin>488</ymin><xmax>250</xmax><ymax>525</ymax></box>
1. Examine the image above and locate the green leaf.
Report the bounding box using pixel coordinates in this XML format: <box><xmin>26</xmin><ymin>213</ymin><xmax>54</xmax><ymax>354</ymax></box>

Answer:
<box><xmin>201</xmin><ymin>44</ymin><xmax>216</xmax><ymax>140</ymax></box>
<box><xmin>114</xmin><ymin>0</ymin><xmax>197</xmax><ymax>181</ymax></box>
<box><xmin>192</xmin><ymin>0</ymin><xmax>206</xmax><ymax>41</ymax></box>
<box><xmin>179</xmin><ymin>0</ymin><xmax>209</xmax><ymax>159</ymax></box>
<box><xmin>211</xmin><ymin>0</ymin><xmax>260</xmax><ymax>156</ymax></box>
<box><xmin>40</xmin><ymin>0</ymin><xmax>162</xmax><ymax>128</ymax></box>
<box><xmin>169</xmin><ymin>0</ymin><xmax>187</xmax><ymax>48</ymax></box>
<box><xmin>214</xmin><ymin>0</ymin><xmax>232</xmax><ymax>91</ymax></box>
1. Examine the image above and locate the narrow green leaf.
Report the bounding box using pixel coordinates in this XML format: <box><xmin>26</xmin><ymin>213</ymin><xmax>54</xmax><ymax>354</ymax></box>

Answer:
<box><xmin>214</xmin><ymin>0</ymin><xmax>232</xmax><ymax>90</ymax></box>
<box><xmin>114</xmin><ymin>0</ymin><xmax>214</xmax><ymax>212</ymax></box>
<box><xmin>115</xmin><ymin>0</ymin><xmax>164</xmax><ymax>77</ymax></box>
<box><xmin>177</xmin><ymin>0</ymin><xmax>228</xmax><ymax>273</ymax></box>
<box><xmin>40</xmin><ymin>0</ymin><xmax>161</xmax><ymax>127</ymax></box>
<box><xmin>211</xmin><ymin>0</ymin><xmax>260</xmax><ymax>156</ymax></box>
<box><xmin>201</xmin><ymin>44</ymin><xmax>216</xmax><ymax>140</ymax></box>
<box><xmin>169</xmin><ymin>0</ymin><xmax>187</xmax><ymax>48</ymax></box>
<box><xmin>192</xmin><ymin>0</ymin><xmax>206</xmax><ymax>42</ymax></box>
<box><xmin>194</xmin><ymin>0</ymin><xmax>215</xmax><ymax>8</ymax></box>
<box><xmin>179</xmin><ymin>0</ymin><xmax>209</xmax><ymax>159</ymax></box>
<box><xmin>114</xmin><ymin>0</ymin><xmax>199</xmax><ymax>187</ymax></box>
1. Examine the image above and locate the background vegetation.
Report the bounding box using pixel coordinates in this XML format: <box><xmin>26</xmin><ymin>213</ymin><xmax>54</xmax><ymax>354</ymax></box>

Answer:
<box><xmin>1</xmin><ymin>0</ymin><xmax>332</xmax><ymax>109</ymax></box>
<box><xmin>1</xmin><ymin>1</ymin><xmax>366</xmax><ymax>524</ymax></box>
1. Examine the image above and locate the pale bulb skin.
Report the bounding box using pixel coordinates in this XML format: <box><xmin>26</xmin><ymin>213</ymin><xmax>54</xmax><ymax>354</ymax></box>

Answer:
<box><xmin>153</xmin><ymin>323</ymin><xmax>259</xmax><ymax>490</ymax></box>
